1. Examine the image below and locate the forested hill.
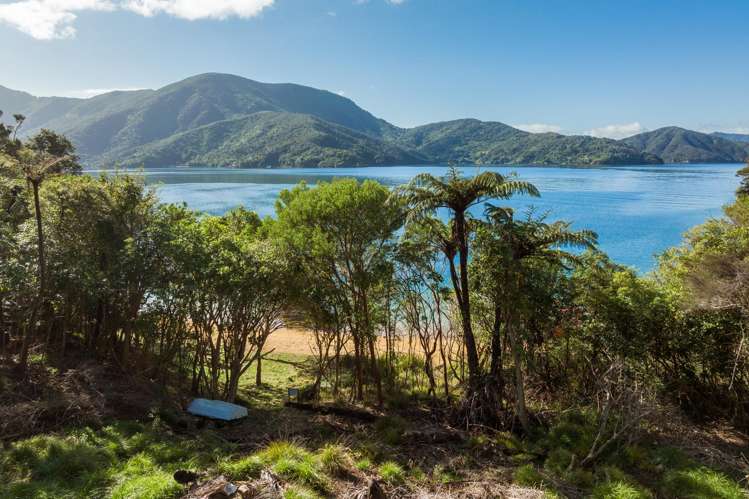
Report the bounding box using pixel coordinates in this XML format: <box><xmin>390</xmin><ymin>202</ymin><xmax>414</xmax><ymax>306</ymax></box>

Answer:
<box><xmin>712</xmin><ymin>131</ymin><xmax>749</xmax><ymax>144</ymax></box>
<box><xmin>0</xmin><ymin>74</ymin><xmax>398</xmax><ymax>167</ymax></box>
<box><xmin>622</xmin><ymin>127</ymin><xmax>749</xmax><ymax>163</ymax></box>
<box><xmin>100</xmin><ymin>112</ymin><xmax>425</xmax><ymax>168</ymax></box>
<box><xmin>393</xmin><ymin>119</ymin><xmax>662</xmax><ymax>166</ymax></box>
<box><xmin>1</xmin><ymin>74</ymin><xmax>744</xmax><ymax>167</ymax></box>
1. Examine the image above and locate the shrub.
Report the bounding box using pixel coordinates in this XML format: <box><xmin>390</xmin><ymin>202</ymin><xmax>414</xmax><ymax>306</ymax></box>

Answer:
<box><xmin>20</xmin><ymin>435</ymin><xmax>114</xmax><ymax>482</ymax></box>
<box><xmin>257</xmin><ymin>441</ymin><xmax>312</xmax><ymax>464</ymax></box>
<box><xmin>250</xmin><ymin>442</ymin><xmax>329</xmax><ymax>492</ymax></box>
<box><xmin>355</xmin><ymin>458</ymin><xmax>372</xmax><ymax>472</ymax></box>
<box><xmin>432</xmin><ymin>464</ymin><xmax>458</xmax><ymax>484</ymax></box>
<box><xmin>543</xmin><ymin>412</ymin><xmax>596</xmax><ymax>459</ymax></box>
<box><xmin>510</xmin><ymin>452</ymin><xmax>537</xmax><ymax>464</ymax></box>
<box><xmin>514</xmin><ymin>464</ymin><xmax>544</xmax><ymax>487</ymax></box>
<box><xmin>317</xmin><ymin>444</ymin><xmax>352</xmax><ymax>475</ymax></box>
<box><xmin>273</xmin><ymin>457</ymin><xmax>329</xmax><ymax>492</ymax></box>
<box><xmin>592</xmin><ymin>480</ymin><xmax>652</xmax><ymax>499</ymax></box>
<box><xmin>544</xmin><ymin>448</ymin><xmax>575</xmax><ymax>474</ymax></box>
<box><xmin>494</xmin><ymin>432</ymin><xmax>523</xmax><ymax>453</ymax></box>
<box><xmin>378</xmin><ymin>461</ymin><xmax>405</xmax><ymax>484</ymax></box>
<box><xmin>592</xmin><ymin>468</ymin><xmax>651</xmax><ymax>499</ymax></box>
<box><xmin>661</xmin><ymin>467</ymin><xmax>746</xmax><ymax>499</ymax></box>
<box><xmin>408</xmin><ymin>465</ymin><xmax>426</xmax><ymax>482</ymax></box>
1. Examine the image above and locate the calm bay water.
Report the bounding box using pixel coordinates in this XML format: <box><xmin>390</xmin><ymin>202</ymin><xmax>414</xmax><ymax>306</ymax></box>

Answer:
<box><xmin>91</xmin><ymin>164</ymin><xmax>742</xmax><ymax>272</ymax></box>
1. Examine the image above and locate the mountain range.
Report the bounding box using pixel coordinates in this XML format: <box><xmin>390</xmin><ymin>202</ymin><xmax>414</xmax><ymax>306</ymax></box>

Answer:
<box><xmin>2</xmin><ymin>73</ymin><xmax>748</xmax><ymax>168</ymax></box>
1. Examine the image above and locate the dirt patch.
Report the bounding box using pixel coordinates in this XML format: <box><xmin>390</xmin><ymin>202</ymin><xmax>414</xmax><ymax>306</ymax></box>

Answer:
<box><xmin>264</xmin><ymin>327</ymin><xmax>428</xmax><ymax>357</ymax></box>
<box><xmin>0</xmin><ymin>352</ymin><xmax>178</xmax><ymax>441</ymax></box>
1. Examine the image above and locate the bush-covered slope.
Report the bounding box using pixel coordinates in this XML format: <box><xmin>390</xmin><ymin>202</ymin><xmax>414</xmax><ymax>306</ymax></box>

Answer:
<box><xmin>395</xmin><ymin>119</ymin><xmax>662</xmax><ymax>165</ymax></box>
<box><xmin>712</xmin><ymin>131</ymin><xmax>749</xmax><ymax>144</ymax></box>
<box><xmin>5</xmin><ymin>75</ymin><xmax>745</xmax><ymax>167</ymax></box>
<box><xmin>623</xmin><ymin>127</ymin><xmax>749</xmax><ymax>163</ymax></box>
<box><xmin>105</xmin><ymin>111</ymin><xmax>425</xmax><ymax>168</ymax></box>
<box><xmin>2</xmin><ymin>73</ymin><xmax>394</xmax><ymax>162</ymax></box>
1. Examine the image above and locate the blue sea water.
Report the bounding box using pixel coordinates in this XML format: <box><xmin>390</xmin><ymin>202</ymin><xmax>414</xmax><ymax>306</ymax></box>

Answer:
<box><xmin>89</xmin><ymin>164</ymin><xmax>742</xmax><ymax>272</ymax></box>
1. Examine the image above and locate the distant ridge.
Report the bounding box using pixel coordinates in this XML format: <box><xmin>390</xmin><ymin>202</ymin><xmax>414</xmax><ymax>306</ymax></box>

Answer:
<box><xmin>622</xmin><ymin>127</ymin><xmax>749</xmax><ymax>164</ymax></box>
<box><xmin>1</xmin><ymin>74</ymin><xmax>741</xmax><ymax>168</ymax></box>
<box><xmin>712</xmin><ymin>131</ymin><xmax>749</xmax><ymax>144</ymax></box>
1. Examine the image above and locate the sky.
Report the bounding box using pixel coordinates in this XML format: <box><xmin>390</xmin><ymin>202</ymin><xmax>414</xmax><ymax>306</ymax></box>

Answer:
<box><xmin>1</xmin><ymin>0</ymin><xmax>748</xmax><ymax>137</ymax></box>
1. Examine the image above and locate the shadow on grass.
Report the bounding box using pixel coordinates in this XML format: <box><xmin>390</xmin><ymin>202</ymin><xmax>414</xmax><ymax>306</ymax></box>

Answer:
<box><xmin>1</xmin><ymin>420</ymin><xmax>229</xmax><ymax>499</ymax></box>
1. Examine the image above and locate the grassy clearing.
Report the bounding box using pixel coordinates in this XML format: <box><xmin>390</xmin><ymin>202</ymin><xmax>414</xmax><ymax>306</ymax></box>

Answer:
<box><xmin>2</xmin><ymin>355</ymin><xmax>747</xmax><ymax>498</ymax></box>
<box><xmin>0</xmin><ymin>420</ymin><xmax>228</xmax><ymax>499</ymax></box>
<box><xmin>240</xmin><ymin>352</ymin><xmax>314</xmax><ymax>408</ymax></box>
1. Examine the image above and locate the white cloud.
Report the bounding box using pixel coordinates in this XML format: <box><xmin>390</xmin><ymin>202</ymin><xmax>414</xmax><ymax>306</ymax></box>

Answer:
<box><xmin>586</xmin><ymin>122</ymin><xmax>645</xmax><ymax>139</ymax></box>
<box><xmin>0</xmin><ymin>0</ymin><xmax>115</xmax><ymax>39</ymax></box>
<box><xmin>336</xmin><ymin>90</ymin><xmax>345</xmax><ymax>96</ymax></box>
<box><xmin>123</xmin><ymin>0</ymin><xmax>274</xmax><ymax>20</ymax></box>
<box><xmin>0</xmin><ymin>0</ymin><xmax>274</xmax><ymax>39</ymax></box>
<box><xmin>513</xmin><ymin>123</ymin><xmax>562</xmax><ymax>134</ymax></box>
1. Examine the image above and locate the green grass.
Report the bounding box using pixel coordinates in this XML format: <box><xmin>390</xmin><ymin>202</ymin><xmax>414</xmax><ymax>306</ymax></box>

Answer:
<box><xmin>517</xmin><ymin>415</ymin><xmax>748</xmax><ymax>499</ymax></box>
<box><xmin>355</xmin><ymin>458</ymin><xmax>372</xmax><ymax>472</ymax></box>
<box><xmin>378</xmin><ymin>460</ymin><xmax>405</xmax><ymax>484</ymax></box>
<box><xmin>431</xmin><ymin>464</ymin><xmax>459</xmax><ymax>485</ymax></box>
<box><xmin>514</xmin><ymin>464</ymin><xmax>545</xmax><ymax>487</ymax></box>
<box><xmin>218</xmin><ymin>454</ymin><xmax>264</xmax><ymax>479</ymax></box>
<box><xmin>317</xmin><ymin>444</ymin><xmax>352</xmax><ymax>476</ymax></box>
<box><xmin>590</xmin><ymin>466</ymin><xmax>652</xmax><ymax>499</ymax></box>
<box><xmin>592</xmin><ymin>480</ymin><xmax>652</xmax><ymax>499</ymax></box>
<box><xmin>240</xmin><ymin>353</ymin><xmax>314</xmax><ymax>408</ymax></box>
<box><xmin>661</xmin><ymin>467</ymin><xmax>746</xmax><ymax>499</ymax></box>
<box><xmin>110</xmin><ymin>469</ymin><xmax>182</xmax><ymax>499</ymax></box>
<box><xmin>220</xmin><ymin>441</ymin><xmax>330</xmax><ymax>493</ymax></box>
<box><xmin>283</xmin><ymin>484</ymin><xmax>322</xmax><ymax>499</ymax></box>
<box><xmin>4</xmin><ymin>358</ymin><xmax>747</xmax><ymax>499</ymax></box>
<box><xmin>0</xmin><ymin>420</ymin><xmax>227</xmax><ymax>499</ymax></box>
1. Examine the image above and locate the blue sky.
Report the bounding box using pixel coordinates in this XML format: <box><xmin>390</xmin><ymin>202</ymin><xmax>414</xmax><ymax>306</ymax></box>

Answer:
<box><xmin>1</xmin><ymin>0</ymin><xmax>748</xmax><ymax>136</ymax></box>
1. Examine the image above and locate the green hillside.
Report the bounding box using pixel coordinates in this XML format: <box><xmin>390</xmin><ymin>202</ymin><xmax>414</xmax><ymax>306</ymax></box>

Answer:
<box><xmin>105</xmin><ymin>111</ymin><xmax>425</xmax><ymax>168</ymax></box>
<box><xmin>3</xmin><ymin>74</ymin><xmax>744</xmax><ymax>168</ymax></box>
<box><xmin>2</xmin><ymin>73</ymin><xmax>393</xmax><ymax>165</ymax></box>
<box><xmin>395</xmin><ymin>119</ymin><xmax>661</xmax><ymax>165</ymax></box>
<box><xmin>623</xmin><ymin>127</ymin><xmax>749</xmax><ymax>163</ymax></box>
<box><xmin>712</xmin><ymin>131</ymin><xmax>749</xmax><ymax>144</ymax></box>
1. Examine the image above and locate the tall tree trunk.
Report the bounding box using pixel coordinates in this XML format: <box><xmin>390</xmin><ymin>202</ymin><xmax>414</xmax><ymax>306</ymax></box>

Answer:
<box><xmin>435</xmin><ymin>295</ymin><xmax>450</xmax><ymax>400</ymax></box>
<box><xmin>32</xmin><ymin>181</ymin><xmax>46</xmax><ymax>300</ymax></box>
<box><xmin>256</xmin><ymin>356</ymin><xmax>262</xmax><ymax>386</ymax></box>
<box><xmin>353</xmin><ymin>333</ymin><xmax>363</xmax><ymax>400</ymax></box>
<box><xmin>455</xmin><ymin>212</ymin><xmax>481</xmax><ymax>388</ymax></box>
<box><xmin>18</xmin><ymin>310</ymin><xmax>35</xmax><ymax>375</ymax></box>
<box><xmin>490</xmin><ymin>304</ymin><xmax>504</xmax><ymax>399</ymax></box>
<box><xmin>368</xmin><ymin>335</ymin><xmax>383</xmax><ymax>407</ymax></box>
<box><xmin>507</xmin><ymin>314</ymin><xmax>530</xmax><ymax>433</ymax></box>
<box><xmin>18</xmin><ymin>181</ymin><xmax>46</xmax><ymax>375</ymax></box>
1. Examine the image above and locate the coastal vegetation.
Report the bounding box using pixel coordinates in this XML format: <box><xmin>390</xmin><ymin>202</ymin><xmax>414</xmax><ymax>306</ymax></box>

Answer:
<box><xmin>3</xmin><ymin>73</ymin><xmax>746</xmax><ymax>169</ymax></box>
<box><xmin>622</xmin><ymin>127</ymin><xmax>749</xmax><ymax>164</ymax></box>
<box><xmin>1</xmin><ymin>117</ymin><xmax>748</xmax><ymax>498</ymax></box>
